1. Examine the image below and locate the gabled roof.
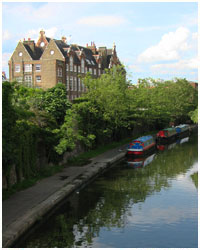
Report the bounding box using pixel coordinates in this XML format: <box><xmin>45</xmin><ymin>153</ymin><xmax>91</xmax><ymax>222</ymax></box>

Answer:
<box><xmin>23</xmin><ymin>43</ymin><xmax>43</xmax><ymax>60</ymax></box>
<box><xmin>54</xmin><ymin>40</ymin><xmax>69</xmax><ymax>57</ymax></box>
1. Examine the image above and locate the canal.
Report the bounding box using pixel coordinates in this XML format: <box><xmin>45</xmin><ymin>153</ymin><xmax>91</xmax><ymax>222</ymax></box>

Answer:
<box><xmin>20</xmin><ymin>132</ymin><xmax>198</xmax><ymax>248</ymax></box>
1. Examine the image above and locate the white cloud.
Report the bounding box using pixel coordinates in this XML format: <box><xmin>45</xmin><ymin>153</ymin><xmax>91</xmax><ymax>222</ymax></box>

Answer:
<box><xmin>128</xmin><ymin>64</ymin><xmax>143</xmax><ymax>73</ymax></box>
<box><xmin>151</xmin><ymin>57</ymin><xmax>199</xmax><ymax>74</ymax></box>
<box><xmin>138</xmin><ymin>27</ymin><xmax>190</xmax><ymax>63</ymax></box>
<box><xmin>192</xmin><ymin>32</ymin><xmax>198</xmax><ymax>40</ymax></box>
<box><xmin>23</xmin><ymin>27</ymin><xmax>58</xmax><ymax>41</ymax></box>
<box><xmin>77</xmin><ymin>15</ymin><xmax>127</xmax><ymax>27</ymax></box>
<box><xmin>2</xmin><ymin>30</ymin><xmax>12</xmax><ymax>41</ymax></box>
<box><xmin>2</xmin><ymin>52</ymin><xmax>12</xmax><ymax>70</ymax></box>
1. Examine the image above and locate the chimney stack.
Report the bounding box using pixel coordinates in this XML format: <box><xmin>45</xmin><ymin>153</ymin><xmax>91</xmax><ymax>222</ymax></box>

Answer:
<box><xmin>62</xmin><ymin>36</ymin><xmax>67</xmax><ymax>43</ymax></box>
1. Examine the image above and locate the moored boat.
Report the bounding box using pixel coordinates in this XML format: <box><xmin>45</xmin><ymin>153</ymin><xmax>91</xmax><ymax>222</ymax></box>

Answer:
<box><xmin>175</xmin><ymin>124</ymin><xmax>190</xmax><ymax>138</ymax></box>
<box><xmin>127</xmin><ymin>135</ymin><xmax>156</xmax><ymax>155</ymax></box>
<box><xmin>156</xmin><ymin>127</ymin><xmax>177</xmax><ymax>143</ymax></box>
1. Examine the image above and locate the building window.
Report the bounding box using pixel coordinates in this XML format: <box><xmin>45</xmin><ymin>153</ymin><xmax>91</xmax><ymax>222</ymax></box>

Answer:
<box><xmin>35</xmin><ymin>64</ymin><xmax>41</xmax><ymax>72</ymax></box>
<box><xmin>94</xmin><ymin>69</ymin><xmax>97</xmax><ymax>75</ymax></box>
<box><xmin>99</xmin><ymin>69</ymin><xmax>101</xmax><ymax>75</ymax></box>
<box><xmin>18</xmin><ymin>52</ymin><xmax>23</xmax><ymax>57</ymax></box>
<box><xmin>78</xmin><ymin>78</ymin><xmax>81</xmax><ymax>91</ymax></box>
<box><xmin>24</xmin><ymin>75</ymin><xmax>32</xmax><ymax>87</ymax></box>
<box><xmin>36</xmin><ymin>75</ymin><xmax>41</xmax><ymax>82</ymax></box>
<box><xmin>25</xmin><ymin>64</ymin><xmax>32</xmax><ymax>72</ymax></box>
<box><xmin>89</xmin><ymin>68</ymin><xmax>92</xmax><ymax>74</ymax></box>
<box><xmin>15</xmin><ymin>64</ymin><xmax>20</xmax><ymax>72</ymax></box>
<box><xmin>58</xmin><ymin>67</ymin><xmax>63</xmax><ymax>77</ymax></box>
<box><xmin>85</xmin><ymin>67</ymin><xmax>87</xmax><ymax>73</ymax></box>
<box><xmin>15</xmin><ymin>76</ymin><xmax>23</xmax><ymax>82</ymax></box>
<box><xmin>74</xmin><ymin>65</ymin><xmax>77</xmax><ymax>72</ymax></box>
<box><xmin>81</xmin><ymin>58</ymin><xmax>85</xmax><ymax>73</ymax></box>
<box><xmin>66</xmin><ymin>77</ymin><xmax>69</xmax><ymax>90</ymax></box>
<box><xmin>98</xmin><ymin>63</ymin><xmax>101</xmax><ymax>68</ymax></box>
<box><xmin>70</xmin><ymin>76</ymin><xmax>73</xmax><ymax>90</ymax></box>
<box><xmin>74</xmin><ymin>77</ymin><xmax>77</xmax><ymax>91</ymax></box>
<box><xmin>66</xmin><ymin>64</ymin><xmax>69</xmax><ymax>71</ymax></box>
<box><xmin>78</xmin><ymin>65</ymin><xmax>80</xmax><ymax>73</ymax></box>
<box><xmin>70</xmin><ymin>56</ymin><xmax>73</xmax><ymax>72</ymax></box>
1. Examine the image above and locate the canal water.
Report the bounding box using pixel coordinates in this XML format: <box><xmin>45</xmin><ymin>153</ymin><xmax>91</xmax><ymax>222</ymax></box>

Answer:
<box><xmin>21</xmin><ymin>133</ymin><xmax>198</xmax><ymax>248</ymax></box>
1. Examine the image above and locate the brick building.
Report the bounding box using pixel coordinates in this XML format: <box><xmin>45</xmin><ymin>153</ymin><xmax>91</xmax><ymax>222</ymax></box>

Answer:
<box><xmin>8</xmin><ymin>30</ymin><xmax>121</xmax><ymax>101</ymax></box>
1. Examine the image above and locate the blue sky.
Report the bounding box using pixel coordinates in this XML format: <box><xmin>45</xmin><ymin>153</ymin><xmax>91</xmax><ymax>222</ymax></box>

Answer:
<box><xmin>2</xmin><ymin>1</ymin><xmax>198</xmax><ymax>83</ymax></box>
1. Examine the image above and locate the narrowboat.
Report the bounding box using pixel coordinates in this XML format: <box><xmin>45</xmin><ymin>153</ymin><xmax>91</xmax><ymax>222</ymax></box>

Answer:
<box><xmin>127</xmin><ymin>135</ymin><xmax>156</xmax><ymax>155</ymax></box>
<box><xmin>156</xmin><ymin>127</ymin><xmax>177</xmax><ymax>143</ymax></box>
<box><xmin>175</xmin><ymin>124</ymin><xmax>190</xmax><ymax>138</ymax></box>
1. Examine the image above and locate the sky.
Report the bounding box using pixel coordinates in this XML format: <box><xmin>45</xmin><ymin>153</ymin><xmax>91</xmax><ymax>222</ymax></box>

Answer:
<box><xmin>2</xmin><ymin>1</ymin><xmax>199</xmax><ymax>83</ymax></box>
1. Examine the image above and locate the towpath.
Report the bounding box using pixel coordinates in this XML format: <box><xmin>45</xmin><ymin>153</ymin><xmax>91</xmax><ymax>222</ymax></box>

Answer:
<box><xmin>2</xmin><ymin>143</ymin><xmax>128</xmax><ymax>248</ymax></box>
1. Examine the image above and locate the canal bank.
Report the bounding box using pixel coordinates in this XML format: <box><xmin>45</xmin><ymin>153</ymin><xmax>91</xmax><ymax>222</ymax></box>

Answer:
<box><xmin>2</xmin><ymin>143</ymin><xmax>128</xmax><ymax>248</ymax></box>
<box><xmin>2</xmin><ymin>125</ymin><xmax>197</xmax><ymax>247</ymax></box>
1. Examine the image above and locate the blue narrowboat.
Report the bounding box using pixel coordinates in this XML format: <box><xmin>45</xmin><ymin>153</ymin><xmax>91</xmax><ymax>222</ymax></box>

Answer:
<box><xmin>175</xmin><ymin>124</ymin><xmax>190</xmax><ymax>138</ymax></box>
<box><xmin>127</xmin><ymin>135</ymin><xmax>156</xmax><ymax>155</ymax></box>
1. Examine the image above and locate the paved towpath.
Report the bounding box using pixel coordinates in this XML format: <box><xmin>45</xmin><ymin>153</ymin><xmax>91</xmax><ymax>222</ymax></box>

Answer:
<box><xmin>2</xmin><ymin>143</ymin><xmax>128</xmax><ymax>247</ymax></box>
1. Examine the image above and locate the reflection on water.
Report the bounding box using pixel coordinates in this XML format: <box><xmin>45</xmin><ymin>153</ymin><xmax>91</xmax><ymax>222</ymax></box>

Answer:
<box><xmin>21</xmin><ymin>133</ymin><xmax>198</xmax><ymax>248</ymax></box>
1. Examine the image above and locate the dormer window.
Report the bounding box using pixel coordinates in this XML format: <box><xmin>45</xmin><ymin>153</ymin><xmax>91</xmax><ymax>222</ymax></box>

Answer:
<box><xmin>70</xmin><ymin>56</ymin><xmax>73</xmax><ymax>72</ymax></box>
<box><xmin>81</xmin><ymin>58</ymin><xmax>85</xmax><ymax>73</ymax></box>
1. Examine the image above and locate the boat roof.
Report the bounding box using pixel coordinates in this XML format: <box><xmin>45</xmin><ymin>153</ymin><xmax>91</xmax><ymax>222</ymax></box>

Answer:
<box><xmin>175</xmin><ymin>124</ymin><xmax>189</xmax><ymax>128</ymax></box>
<box><xmin>163</xmin><ymin>128</ymin><xmax>176</xmax><ymax>131</ymax></box>
<box><xmin>133</xmin><ymin>135</ymin><xmax>153</xmax><ymax>142</ymax></box>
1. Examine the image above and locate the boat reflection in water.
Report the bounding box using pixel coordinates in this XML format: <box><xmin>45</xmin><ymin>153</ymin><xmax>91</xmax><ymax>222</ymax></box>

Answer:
<box><xmin>157</xmin><ymin>136</ymin><xmax>190</xmax><ymax>151</ymax></box>
<box><xmin>126</xmin><ymin>153</ymin><xmax>156</xmax><ymax>168</ymax></box>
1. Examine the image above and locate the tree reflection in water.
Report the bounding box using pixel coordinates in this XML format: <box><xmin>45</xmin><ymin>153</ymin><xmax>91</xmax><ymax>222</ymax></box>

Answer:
<box><xmin>25</xmin><ymin>133</ymin><xmax>197</xmax><ymax>248</ymax></box>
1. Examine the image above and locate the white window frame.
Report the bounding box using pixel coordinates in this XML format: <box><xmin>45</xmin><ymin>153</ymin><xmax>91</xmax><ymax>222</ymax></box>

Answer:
<box><xmin>36</xmin><ymin>75</ymin><xmax>41</xmax><ymax>83</ymax></box>
<box><xmin>89</xmin><ymin>68</ymin><xmax>92</xmax><ymax>74</ymax></box>
<box><xmin>74</xmin><ymin>65</ymin><xmax>77</xmax><ymax>72</ymax></box>
<box><xmin>78</xmin><ymin>65</ymin><xmax>80</xmax><ymax>73</ymax></box>
<box><xmin>24</xmin><ymin>64</ymin><xmax>32</xmax><ymax>73</ymax></box>
<box><xmin>94</xmin><ymin>68</ymin><xmax>97</xmax><ymax>75</ymax></box>
<box><xmin>66</xmin><ymin>64</ymin><xmax>69</xmax><ymax>71</ymax></box>
<box><xmin>15</xmin><ymin>76</ymin><xmax>23</xmax><ymax>82</ymax></box>
<box><xmin>70</xmin><ymin>76</ymin><xmax>73</xmax><ymax>90</ymax></box>
<box><xmin>35</xmin><ymin>64</ymin><xmax>41</xmax><ymax>72</ymax></box>
<box><xmin>70</xmin><ymin>56</ymin><xmax>73</xmax><ymax>72</ymax></box>
<box><xmin>58</xmin><ymin>67</ymin><xmax>63</xmax><ymax>77</ymax></box>
<box><xmin>15</xmin><ymin>64</ymin><xmax>20</xmax><ymax>73</ymax></box>
<box><xmin>78</xmin><ymin>78</ymin><xmax>81</xmax><ymax>91</ymax></box>
<box><xmin>74</xmin><ymin>77</ymin><xmax>77</xmax><ymax>91</ymax></box>
<box><xmin>24</xmin><ymin>75</ymin><xmax>32</xmax><ymax>87</ymax></box>
<box><xmin>81</xmin><ymin>58</ymin><xmax>85</xmax><ymax>73</ymax></box>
